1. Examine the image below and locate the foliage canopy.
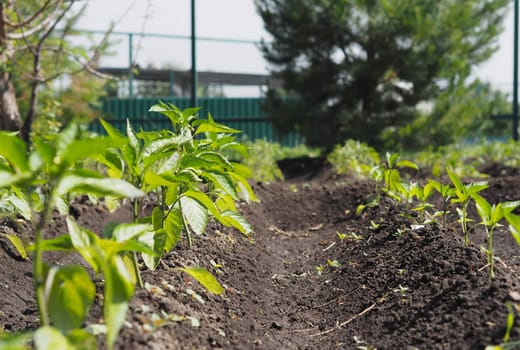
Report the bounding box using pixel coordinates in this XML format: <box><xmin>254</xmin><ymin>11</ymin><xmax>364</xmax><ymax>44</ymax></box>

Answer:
<box><xmin>256</xmin><ymin>0</ymin><xmax>509</xmax><ymax>150</ymax></box>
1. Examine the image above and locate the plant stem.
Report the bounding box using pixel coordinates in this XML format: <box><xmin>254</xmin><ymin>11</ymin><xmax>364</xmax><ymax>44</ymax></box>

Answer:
<box><xmin>32</xmin><ymin>188</ymin><xmax>55</xmax><ymax>327</ymax></box>
<box><xmin>488</xmin><ymin>228</ymin><xmax>495</xmax><ymax>279</ymax></box>
<box><xmin>131</xmin><ymin>198</ymin><xmax>143</xmax><ymax>288</ymax></box>
<box><xmin>132</xmin><ymin>252</ymin><xmax>144</xmax><ymax>288</ymax></box>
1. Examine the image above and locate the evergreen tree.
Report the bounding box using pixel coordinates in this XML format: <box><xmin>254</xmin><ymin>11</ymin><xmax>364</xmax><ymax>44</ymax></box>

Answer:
<box><xmin>256</xmin><ymin>0</ymin><xmax>509</xmax><ymax>150</ymax></box>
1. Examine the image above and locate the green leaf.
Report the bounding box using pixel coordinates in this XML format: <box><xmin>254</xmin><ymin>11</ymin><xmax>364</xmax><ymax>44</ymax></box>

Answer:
<box><xmin>182</xmin><ymin>107</ymin><xmax>202</xmax><ymax>119</ymax></box>
<box><xmin>221</xmin><ymin>210</ymin><xmax>253</xmax><ymax>235</ymax></box>
<box><xmin>34</xmin><ymin>326</ymin><xmax>74</xmax><ymax>350</ymax></box>
<box><xmin>193</xmin><ymin>119</ymin><xmax>241</xmax><ymax>135</ymax></box>
<box><xmin>66</xmin><ymin>217</ymin><xmax>102</xmax><ymax>272</ymax></box>
<box><xmin>38</xmin><ymin>235</ymin><xmax>74</xmax><ymax>252</ymax></box>
<box><xmin>180</xmin><ymin>195</ymin><xmax>208</xmax><ymax>235</ymax></box>
<box><xmin>45</xmin><ymin>265</ymin><xmax>95</xmax><ymax>333</ymax></box>
<box><xmin>505</xmin><ymin>212</ymin><xmax>520</xmax><ymax>244</ymax></box>
<box><xmin>100</xmin><ymin>118</ymin><xmax>125</xmax><ymax>140</ymax></box>
<box><xmin>164</xmin><ymin>208</ymin><xmax>182</xmax><ymax>252</ymax></box>
<box><xmin>139</xmin><ymin>230</ymin><xmax>167</xmax><ymax>270</ymax></box>
<box><xmin>104</xmin><ymin>255</ymin><xmax>134</xmax><ymax>350</ymax></box>
<box><xmin>142</xmin><ymin>128</ymin><xmax>193</xmax><ymax>157</ymax></box>
<box><xmin>0</xmin><ymin>332</ymin><xmax>31</xmax><ymax>350</ymax></box>
<box><xmin>57</xmin><ymin>173</ymin><xmax>144</xmax><ymax>199</ymax></box>
<box><xmin>66</xmin><ymin>329</ymin><xmax>98</xmax><ymax>350</ymax></box>
<box><xmin>0</xmin><ymin>170</ymin><xmax>26</xmax><ymax>188</ymax></box>
<box><xmin>176</xmin><ymin>267</ymin><xmax>224</xmax><ymax>295</ymax></box>
<box><xmin>230</xmin><ymin>173</ymin><xmax>258</xmax><ymax>203</ymax></box>
<box><xmin>183</xmin><ymin>189</ymin><xmax>223</xmax><ymax>221</ymax></box>
<box><xmin>447</xmin><ymin>167</ymin><xmax>465</xmax><ymax>193</ymax></box>
<box><xmin>165</xmin><ymin>186</ymin><xmax>179</xmax><ymax>207</ymax></box>
<box><xmin>152</xmin><ymin>206</ymin><xmax>164</xmax><ymax>231</ymax></box>
<box><xmin>396</xmin><ymin>159</ymin><xmax>419</xmax><ymax>170</ymax></box>
<box><xmin>0</xmin><ymin>132</ymin><xmax>29</xmax><ymax>174</ymax></box>
<box><xmin>2</xmin><ymin>233</ymin><xmax>27</xmax><ymax>259</ymax></box>
<box><xmin>126</xmin><ymin>119</ymin><xmax>141</xmax><ymax>156</ymax></box>
<box><xmin>112</xmin><ymin>223</ymin><xmax>152</xmax><ymax>242</ymax></box>
<box><xmin>63</xmin><ymin>137</ymin><xmax>123</xmax><ymax>165</ymax></box>
<box><xmin>203</xmin><ymin>170</ymin><xmax>239</xmax><ymax>200</ymax></box>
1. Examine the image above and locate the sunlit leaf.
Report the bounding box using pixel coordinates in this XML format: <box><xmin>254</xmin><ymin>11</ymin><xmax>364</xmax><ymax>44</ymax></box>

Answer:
<box><xmin>112</xmin><ymin>223</ymin><xmax>152</xmax><ymax>242</ymax></box>
<box><xmin>57</xmin><ymin>173</ymin><xmax>144</xmax><ymax>199</ymax></box>
<box><xmin>46</xmin><ymin>265</ymin><xmax>95</xmax><ymax>333</ymax></box>
<box><xmin>221</xmin><ymin>210</ymin><xmax>253</xmax><ymax>235</ymax></box>
<box><xmin>0</xmin><ymin>132</ymin><xmax>29</xmax><ymax>174</ymax></box>
<box><xmin>104</xmin><ymin>255</ymin><xmax>135</xmax><ymax>350</ymax></box>
<box><xmin>180</xmin><ymin>195</ymin><xmax>208</xmax><ymax>235</ymax></box>
<box><xmin>34</xmin><ymin>326</ymin><xmax>73</xmax><ymax>350</ymax></box>
<box><xmin>2</xmin><ymin>233</ymin><xmax>27</xmax><ymax>259</ymax></box>
<box><xmin>176</xmin><ymin>267</ymin><xmax>224</xmax><ymax>295</ymax></box>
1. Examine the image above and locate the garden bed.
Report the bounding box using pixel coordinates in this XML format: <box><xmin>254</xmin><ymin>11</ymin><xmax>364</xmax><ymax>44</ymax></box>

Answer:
<box><xmin>1</xmin><ymin>159</ymin><xmax>520</xmax><ymax>349</ymax></box>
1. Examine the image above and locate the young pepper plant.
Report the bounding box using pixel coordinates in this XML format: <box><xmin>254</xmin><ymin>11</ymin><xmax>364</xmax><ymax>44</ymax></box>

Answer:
<box><xmin>0</xmin><ymin>126</ymin><xmax>145</xmax><ymax>349</ymax></box>
<box><xmin>98</xmin><ymin>102</ymin><xmax>255</xmax><ymax>266</ymax></box>
<box><xmin>447</xmin><ymin>167</ymin><xmax>488</xmax><ymax>246</ymax></box>
<box><xmin>472</xmin><ymin>194</ymin><xmax>520</xmax><ymax>279</ymax></box>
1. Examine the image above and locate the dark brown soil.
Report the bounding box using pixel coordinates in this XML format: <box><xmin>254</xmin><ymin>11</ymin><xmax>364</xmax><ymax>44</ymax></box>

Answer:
<box><xmin>2</xmin><ymin>158</ymin><xmax>520</xmax><ymax>349</ymax></box>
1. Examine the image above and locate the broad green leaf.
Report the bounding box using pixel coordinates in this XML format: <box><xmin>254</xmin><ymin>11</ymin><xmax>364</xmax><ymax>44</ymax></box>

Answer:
<box><xmin>198</xmin><ymin>151</ymin><xmax>233</xmax><ymax>168</ymax></box>
<box><xmin>143</xmin><ymin>171</ymin><xmax>179</xmax><ymax>189</ymax></box>
<box><xmin>165</xmin><ymin>185</ymin><xmax>179</xmax><ymax>206</ymax></box>
<box><xmin>215</xmin><ymin>193</ymin><xmax>237</xmax><ymax>212</ymax></box>
<box><xmin>0</xmin><ymin>332</ymin><xmax>31</xmax><ymax>350</ymax></box>
<box><xmin>126</xmin><ymin>119</ymin><xmax>141</xmax><ymax>156</ymax></box>
<box><xmin>57</xmin><ymin>173</ymin><xmax>144</xmax><ymax>199</ymax></box>
<box><xmin>0</xmin><ymin>132</ymin><xmax>29</xmax><ymax>174</ymax></box>
<box><xmin>56</xmin><ymin>124</ymin><xmax>80</xmax><ymax>156</ymax></box>
<box><xmin>230</xmin><ymin>162</ymin><xmax>253</xmax><ymax>178</ymax></box>
<box><xmin>183</xmin><ymin>189</ymin><xmax>223</xmax><ymax>221</ymax></box>
<box><xmin>2</xmin><ymin>234</ymin><xmax>27</xmax><ymax>259</ymax></box>
<box><xmin>100</xmin><ymin>118</ymin><xmax>125</xmax><ymax>140</ymax></box>
<box><xmin>34</xmin><ymin>326</ymin><xmax>74</xmax><ymax>350</ymax></box>
<box><xmin>176</xmin><ymin>267</ymin><xmax>224</xmax><ymax>295</ymax></box>
<box><xmin>502</xmin><ymin>200</ymin><xmax>520</xmax><ymax>214</ymax></box>
<box><xmin>37</xmin><ymin>235</ymin><xmax>74</xmax><ymax>252</ymax></box>
<box><xmin>230</xmin><ymin>173</ymin><xmax>258</xmax><ymax>203</ymax></box>
<box><xmin>193</xmin><ymin>119</ymin><xmax>241</xmax><ymax>135</ymax></box>
<box><xmin>32</xmin><ymin>139</ymin><xmax>54</xmax><ymax>169</ymax></box>
<box><xmin>473</xmin><ymin>194</ymin><xmax>491</xmax><ymax>224</ymax></box>
<box><xmin>104</xmin><ymin>255</ymin><xmax>134</xmax><ymax>350</ymax></box>
<box><xmin>112</xmin><ymin>223</ymin><xmax>152</xmax><ymax>242</ymax></box>
<box><xmin>5</xmin><ymin>194</ymin><xmax>30</xmax><ymax>220</ymax></box>
<box><xmin>63</xmin><ymin>137</ymin><xmax>123</xmax><ymax>165</ymax></box>
<box><xmin>66</xmin><ymin>329</ymin><xmax>98</xmax><ymax>350</ymax></box>
<box><xmin>66</xmin><ymin>217</ymin><xmax>102</xmax><ymax>272</ymax></box>
<box><xmin>182</xmin><ymin>107</ymin><xmax>202</xmax><ymax>119</ymax></box>
<box><xmin>180</xmin><ymin>195</ymin><xmax>208</xmax><ymax>235</ymax></box>
<box><xmin>154</xmin><ymin>152</ymin><xmax>180</xmax><ymax>175</ymax></box>
<box><xmin>447</xmin><ymin>167</ymin><xmax>465</xmax><ymax>193</ymax></box>
<box><xmin>152</xmin><ymin>206</ymin><xmax>163</xmax><ymax>231</ymax></box>
<box><xmin>0</xmin><ymin>170</ymin><xmax>26</xmax><ymax>188</ymax></box>
<box><xmin>221</xmin><ymin>210</ymin><xmax>253</xmax><ymax>235</ymax></box>
<box><xmin>505</xmin><ymin>212</ymin><xmax>520</xmax><ymax>244</ymax></box>
<box><xmin>139</xmin><ymin>230</ymin><xmax>167</xmax><ymax>270</ymax></box>
<box><xmin>164</xmin><ymin>208</ymin><xmax>182</xmax><ymax>252</ymax></box>
<box><xmin>142</xmin><ymin>128</ymin><xmax>193</xmax><ymax>157</ymax></box>
<box><xmin>46</xmin><ymin>265</ymin><xmax>95</xmax><ymax>333</ymax></box>
<box><xmin>203</xmin><ymin>171</ymin><xmax>239</xmax><ymax>199</ymax></box>
<box><xmin>396</xmin><ymin>159</ymin><xmax>419</xmax><ymax>170</ymax></box>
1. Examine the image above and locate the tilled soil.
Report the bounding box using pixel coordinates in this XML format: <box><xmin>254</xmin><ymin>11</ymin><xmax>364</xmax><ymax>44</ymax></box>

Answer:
<box><xmin>1</xmin><ymin>159</ymin><xmax>520</xmax><ymax>349</ymax></box>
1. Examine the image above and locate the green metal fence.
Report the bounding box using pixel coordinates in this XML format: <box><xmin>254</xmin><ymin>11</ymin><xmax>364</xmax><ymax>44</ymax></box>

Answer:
<box><xmin>92</xmin><ymin>97</ymin><xmax>303</xmax><ymax>147</ymax></box>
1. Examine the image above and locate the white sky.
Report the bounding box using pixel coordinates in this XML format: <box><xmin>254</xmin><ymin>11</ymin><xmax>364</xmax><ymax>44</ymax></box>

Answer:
<box><xmin>74</xmin><ymin>0</ymin><xmax>516</xmax><ymax>95</ymax></box>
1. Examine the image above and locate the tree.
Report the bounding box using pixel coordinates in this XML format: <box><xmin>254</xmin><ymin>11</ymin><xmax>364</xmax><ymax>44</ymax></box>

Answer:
<box><xmin>0</xmin><ymin>0</ymin><xmax>111</xmax><ymax>142</ymax></box>
<box><xmin>255</xmin><ymin>0</ymin><xmax>509</xmax><ymax>150</ymax></box>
